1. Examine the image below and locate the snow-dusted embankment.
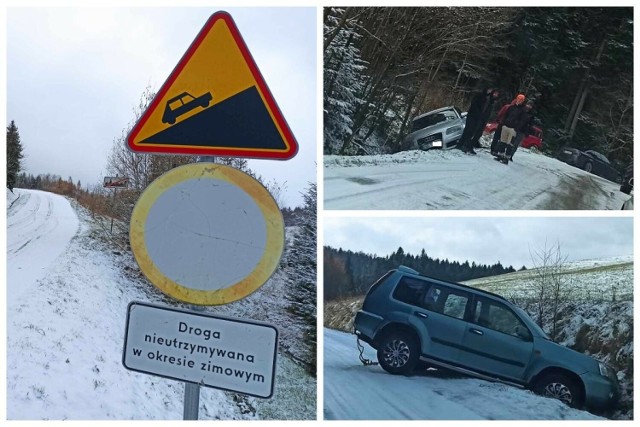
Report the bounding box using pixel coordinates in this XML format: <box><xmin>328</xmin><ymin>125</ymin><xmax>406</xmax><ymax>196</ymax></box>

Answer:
<box><xmin>6</xmin><ymin>190</ymin><xmax>315</xmax><ymax>420</ymax></box>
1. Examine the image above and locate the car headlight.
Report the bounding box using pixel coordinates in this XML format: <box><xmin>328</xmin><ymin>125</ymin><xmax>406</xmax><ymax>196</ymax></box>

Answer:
<box><xmin>446</xmin><ymin>126</ymin><xmax>462</xmax><ymax>135</ymax></box>
<box><xmin>599</xmin><ymin>362</ymin><xmax>615</xmax><ymax>379</ymax></box>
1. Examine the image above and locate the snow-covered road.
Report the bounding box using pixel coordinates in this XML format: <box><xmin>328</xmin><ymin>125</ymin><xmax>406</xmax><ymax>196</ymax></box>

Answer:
<box><xmin>7</xmin><ymin>189</ymin><xmax>80</xmax><ymax>306</ymax></box>
<box><xmin>323</xmin><ymin>328</ymin><xmax>601</xmax><ymax>420</ymax></box>
<box><xmin>324</xmin><ymin>147</ymin><xmax>629</xmax><ymax>210</ymax></box>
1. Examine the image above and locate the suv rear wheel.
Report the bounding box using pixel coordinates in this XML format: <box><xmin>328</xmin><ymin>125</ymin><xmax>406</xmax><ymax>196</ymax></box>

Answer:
<box><xmin>376</xmin><ymin>330</ymin><xmax>419</xmax><ymax>375</ymax></box>
<box><xmin>533</xmin><ymin>373</ymin><xmax>583</xmax><ymax>408</ymax></box>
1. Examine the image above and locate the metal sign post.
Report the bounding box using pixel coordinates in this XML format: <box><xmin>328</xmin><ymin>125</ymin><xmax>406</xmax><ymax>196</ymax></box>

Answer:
<box><xmin>103</xmin><ymin>176</ymin><xmax>129</xmax><ymax>233</ymax></box>
<box><xmin>183</xmin><ymin>304</ymin><xmax>204</xmax><ymax>420</ymax></box>
<box><xmin>183</xmin><ymin>381</ymin><xmax>201</xmax><ymax>420</ymax></box>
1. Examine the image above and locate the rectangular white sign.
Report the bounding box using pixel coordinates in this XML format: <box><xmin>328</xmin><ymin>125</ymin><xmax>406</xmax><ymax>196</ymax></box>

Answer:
<box><xmin>123</xmin><ymin>301</ymin><xmax>278</xmax><ymax>398</ymax></box>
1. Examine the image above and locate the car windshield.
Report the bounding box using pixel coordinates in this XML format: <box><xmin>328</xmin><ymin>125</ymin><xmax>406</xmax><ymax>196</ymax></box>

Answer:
<box><xmin>411</xmin><ymin>109</ymin><xmax>457</xmax><ymax>132</ymax></box>
<box><xmin>513</xmin><ymin>306</ymin><xmax>549</xmax><ymax>339</ymax></box>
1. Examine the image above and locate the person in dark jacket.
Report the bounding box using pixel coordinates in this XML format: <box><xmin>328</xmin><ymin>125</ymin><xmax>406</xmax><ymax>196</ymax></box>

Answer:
<box><xmin>458</xmin><ymin>88</ymin><xmax>500</xmax><ymax>155</ymax></box>
<box><xmin>494</xmin><ymin>95</ymin><xmax>528</xmax><ymax>164</ymax></box>
<box><xmin>490</xmin><ymin>94</ymin><xmax>523</xmax><ymax>154</ymax></box>
<box><xmin>508</xmin><ymin>101</ymin><xmax>535</xmax><ymax>161</ymax></box>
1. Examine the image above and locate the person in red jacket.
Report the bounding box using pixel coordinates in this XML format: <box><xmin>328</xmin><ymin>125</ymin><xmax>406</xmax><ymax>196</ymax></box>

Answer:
<box><xmin>490</xmin><ymin>94</ymin><xmax>524</xmax><ymax>155</ymax></box>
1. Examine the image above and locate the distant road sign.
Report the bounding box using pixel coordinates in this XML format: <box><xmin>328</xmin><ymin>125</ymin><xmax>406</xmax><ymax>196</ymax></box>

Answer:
<box><xmin>129</xmin><ymin>163</ymin><xmax>284</xmax><ymax>305</ymax></box>
<box><xmin>123</xmin><ymin>301</ymin><xmax>278</xmax><ymax>398</ymax></box>
<box><xmin>127</xmin><ymin>11</ymin><xmax>298</xmax><ymax>160</ymax></box>
<box><xmin>104</xmin><ymin>176</ymin><xmax>129</xmax><ymax>188</ymax></box>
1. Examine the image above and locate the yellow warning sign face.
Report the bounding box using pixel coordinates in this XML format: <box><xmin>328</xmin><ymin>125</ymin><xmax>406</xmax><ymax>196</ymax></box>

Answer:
<box><xmin>129</xmin><ymin>163</ymin><xmax>285</xmax><ymax>305</ymax></box>
<box><xmin>127</xmin><ymin>11</ymin><xmax>297</xmax><ymax>159</ymax></box>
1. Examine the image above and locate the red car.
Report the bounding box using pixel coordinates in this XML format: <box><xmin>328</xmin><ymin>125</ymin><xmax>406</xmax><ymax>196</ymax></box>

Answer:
<box><xmin>485</xmin><ymin>122</ymin><xmax>543</xmax><ymax>149</ymax></box>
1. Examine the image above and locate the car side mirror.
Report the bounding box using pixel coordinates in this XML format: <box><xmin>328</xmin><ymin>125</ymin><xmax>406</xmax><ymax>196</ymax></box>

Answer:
<box><xmin>515</xmin><ymin>326</ymin><xmax>532</xmax><ymax>341</ymax></box>
<box><xmin>461</xmin><ymin>112</ymin><xmax>468</xmax><ymax>118</ymax></box>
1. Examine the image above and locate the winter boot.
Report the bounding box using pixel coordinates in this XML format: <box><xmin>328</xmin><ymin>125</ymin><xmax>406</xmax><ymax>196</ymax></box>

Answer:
<box><xmin>504</xmin><ymin>144</ymin><xmax>513</xmax><ymax>162</ymax></box>
<box><xmin>490</xmin><ymin>132</ymin><xmax>500</xmax><ymax>155</ymax></box>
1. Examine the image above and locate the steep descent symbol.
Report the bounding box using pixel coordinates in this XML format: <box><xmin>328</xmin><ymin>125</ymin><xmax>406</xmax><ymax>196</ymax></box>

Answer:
<box><xmin>162</xmin><ymin>91</ymin><xmax>212</xmax><ymax>125</ymax></box>
<box><xmin>127</xmin><ymin>11</ymin><xmax>298</xmax><ymax>160</ymax></box>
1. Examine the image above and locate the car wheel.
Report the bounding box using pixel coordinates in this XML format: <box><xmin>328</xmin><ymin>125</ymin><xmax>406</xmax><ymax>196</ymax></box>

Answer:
<box><xmin>533</xmin><ymin>373</ymin><xmax>583</xmax><ymax>408</ymax></box>
<box><xmin>583</xmin><ymin>161</ymin><xmax>593</xmax><ymax>173</ymax></box>
<box><xmin>376</xmin><ymin>330</ymin><xmax>419</xmax><ymax>375</ymax></box>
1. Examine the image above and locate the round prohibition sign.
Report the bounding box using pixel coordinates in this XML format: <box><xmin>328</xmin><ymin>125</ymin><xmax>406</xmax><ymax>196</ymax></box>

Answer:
<box><xmin>129</xmin><ymin>163</ymin><xmax>284</xmax><ymax>305</ymax></box>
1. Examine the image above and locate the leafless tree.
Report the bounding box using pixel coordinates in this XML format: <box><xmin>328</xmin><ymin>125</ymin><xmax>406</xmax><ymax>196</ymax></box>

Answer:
<box><xmin>528</xmin><ymin>240</ymin><xmax>572</xmax><ymax>341</ymax></box>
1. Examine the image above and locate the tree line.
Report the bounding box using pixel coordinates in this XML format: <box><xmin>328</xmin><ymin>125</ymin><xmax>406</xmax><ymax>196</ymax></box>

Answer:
<box><xmin>324</xmin><ymin>7</ymin><xmax>633</xmax><ymax>168</ymax></box>
<box><xmin>324</xmin><ymin>245</ymin><xmax>517</xmax><ymax>301</ymax></box>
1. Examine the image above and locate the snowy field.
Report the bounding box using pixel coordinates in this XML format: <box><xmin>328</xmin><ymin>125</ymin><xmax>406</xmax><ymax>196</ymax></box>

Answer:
<box><xmin>465</xmin><ymin>256</ymin><xmax>633</xmax><ymax>301</ymax></box>
<box><xmin>6</xmin><ymin>189</ymin><xmax>315</xmax><ymax>420</ymax></box>
<box><xmin>324</xmin><ymin>328</ymin><xmax>600</xmax><ymax>420</ymax></box>
<box><xmin>324</xmin><ymin>144</ymin><xmax>629</xmax><ymax>210</ymax></box>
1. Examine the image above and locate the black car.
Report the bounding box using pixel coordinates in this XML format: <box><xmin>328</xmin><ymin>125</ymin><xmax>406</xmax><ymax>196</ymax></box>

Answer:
<box><xmin>620</xmin><ymin>164</ymin><xmax>633</xmax><ymax>194</ymax></box>
<box><xmin>557</xmin><ymin>148</ymin><xmax>619</xmax><ymax>183</ymax></box>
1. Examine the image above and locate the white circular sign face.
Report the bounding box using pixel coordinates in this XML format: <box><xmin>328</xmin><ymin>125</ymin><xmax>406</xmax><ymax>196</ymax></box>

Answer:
<box><xmin>130</xmin><ymin>163</ymin><xmax>284</xmax><ymax>305</ymax></box>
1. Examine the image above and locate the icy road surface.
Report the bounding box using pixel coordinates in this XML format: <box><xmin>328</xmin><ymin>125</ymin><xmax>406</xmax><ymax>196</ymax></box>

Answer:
<box><xmin>323</xmin><ymin>328</ymin><xmax>601</xmax><ymax>420</ymax></box>
<box><xmin>324</xmin><ymin>147</ymin><xmax>629</xmax><ymax>210</ymax></box>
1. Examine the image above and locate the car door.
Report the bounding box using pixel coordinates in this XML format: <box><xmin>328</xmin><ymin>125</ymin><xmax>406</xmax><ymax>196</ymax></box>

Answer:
<box><xmin>393</xmin><ymin>278</ymin><xmax>471</xmax><ymax>363</ymax></box>
<box><xmin>458</xmin><ymin>295</ymin><xmax>534</xmax><ymax>382</ymax></box>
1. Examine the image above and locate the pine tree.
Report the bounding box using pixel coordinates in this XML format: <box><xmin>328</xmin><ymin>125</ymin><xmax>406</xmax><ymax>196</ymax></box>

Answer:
<box><xmin>323</xmin><ymin>8</ymin><xmax>369</xmax><ymax>154</ymax></box>
<box><xmin>284</xmin><ymin>183</ymin><xmax>317</xmax><ymax>375</ymax></box>
<box><xmin>6</xmin><ymin>120</ymin><xmax>24</xmax><ymax>192</ymax></box>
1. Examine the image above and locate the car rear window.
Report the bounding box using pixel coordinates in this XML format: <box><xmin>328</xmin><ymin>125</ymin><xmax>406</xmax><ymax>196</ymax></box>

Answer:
<box><xmin>366</xmin><ymin>270</ymin><xmax>395</xmax><ymax>297</ymax></box>
<box><xmin>392</xmin><ymin>276</ymin><xmax>428</xmax><ymax>304</ymax></box>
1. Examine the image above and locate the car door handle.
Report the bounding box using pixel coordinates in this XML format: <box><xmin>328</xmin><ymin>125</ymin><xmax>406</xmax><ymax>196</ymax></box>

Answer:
<box><xmin>415</xmin><ymin>312</ymin><xmax>429</xmax><ymax>319</ymax></box>
<box><xmin>469</xmin><ymin>328</ymin><xmax>484</xmax><ymax>336</ymax></box>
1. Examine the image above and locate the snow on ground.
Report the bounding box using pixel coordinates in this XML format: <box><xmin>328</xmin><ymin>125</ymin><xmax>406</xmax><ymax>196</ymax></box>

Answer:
<box><xmin>324</xmin><ymin>328</ymin><xmax>601</xmax><ymax>420</ymax></box>
<box><xmin>324</xmin><ymin>146</ymin><xmax>629</xmax><ymax>210</ymax></box>
<box><xmin>465</xmin><ymin>256</ymin><xmax>633</xmax><ymax>301</ymax></box>
<box><xmin>7</xmin><ymin>189</ymin><xmax>80</xmax><ymax>306</ymax></box>
<box><xmin>6</xmin><ymin>189</ymin><xmax>315</xmax><ymax>420</ymax></box>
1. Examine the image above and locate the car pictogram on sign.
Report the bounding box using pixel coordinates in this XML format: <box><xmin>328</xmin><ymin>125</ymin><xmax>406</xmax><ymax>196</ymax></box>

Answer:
<box><xmin>162</xmin><ymin>91</ymin><xmax>213</xmax><ymax>125</ymax></box>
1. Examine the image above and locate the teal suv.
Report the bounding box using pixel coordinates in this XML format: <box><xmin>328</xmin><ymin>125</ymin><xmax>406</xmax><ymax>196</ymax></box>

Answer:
<box><xmin>354</xmin><ymin>266</ymin><xmax>619</xmax><ymax>411</ymax></box>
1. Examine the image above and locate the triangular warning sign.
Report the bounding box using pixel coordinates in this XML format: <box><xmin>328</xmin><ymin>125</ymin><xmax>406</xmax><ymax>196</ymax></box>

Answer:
<box><xmin>127</xmin><ymin>11</ymin><xmax>298</xmax><ymax>160</ymax></box>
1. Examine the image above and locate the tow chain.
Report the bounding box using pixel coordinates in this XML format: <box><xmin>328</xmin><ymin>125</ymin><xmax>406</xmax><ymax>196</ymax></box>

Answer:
<box><xmin>356</xmin><ymin>334</ymin><xmax>378</xmax><ymax>366</ymax></box>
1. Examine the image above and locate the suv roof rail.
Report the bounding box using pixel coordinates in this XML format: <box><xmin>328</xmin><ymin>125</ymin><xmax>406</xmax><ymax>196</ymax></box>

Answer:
<box><xmin>397</xmin><ymin>265</ymin><xmax>420</xmax><ymax>275</ymax></box>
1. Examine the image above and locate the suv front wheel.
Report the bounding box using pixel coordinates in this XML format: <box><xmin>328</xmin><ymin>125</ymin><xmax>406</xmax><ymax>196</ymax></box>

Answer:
<box><xmin>376</xmin><ymin>330</ymin><xmax>419</xmax><ymax>375</ymax></box>
<box><xmin>533</xmin><ymin>373</ymin><xmax>583</xmax><ymax>408</ymax></box>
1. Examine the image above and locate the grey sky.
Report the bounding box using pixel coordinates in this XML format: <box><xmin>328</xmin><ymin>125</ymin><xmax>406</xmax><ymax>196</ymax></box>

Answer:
<box><xmin>6</xmin><ymin>7</ymin><xmax>316</xmax><ymax>207</ymax></box>
<box><xmin>324</xmin><ymin>217</ymin><xmax>633</xmax><ymax>269</ymax></box>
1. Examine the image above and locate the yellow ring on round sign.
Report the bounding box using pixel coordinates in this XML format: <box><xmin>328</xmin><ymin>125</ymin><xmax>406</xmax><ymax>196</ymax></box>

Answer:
<box><xmin>129</xmin><ymin>163</ymin><xmax>284</xmax><ymax>305</ymax></box>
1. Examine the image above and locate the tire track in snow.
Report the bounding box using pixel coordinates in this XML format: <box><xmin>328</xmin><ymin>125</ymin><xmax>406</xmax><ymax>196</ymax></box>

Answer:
<box><xmin>7</xmin><ymin>189</ymin><xmax>79</xmax><ymax>306</ymax></box>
